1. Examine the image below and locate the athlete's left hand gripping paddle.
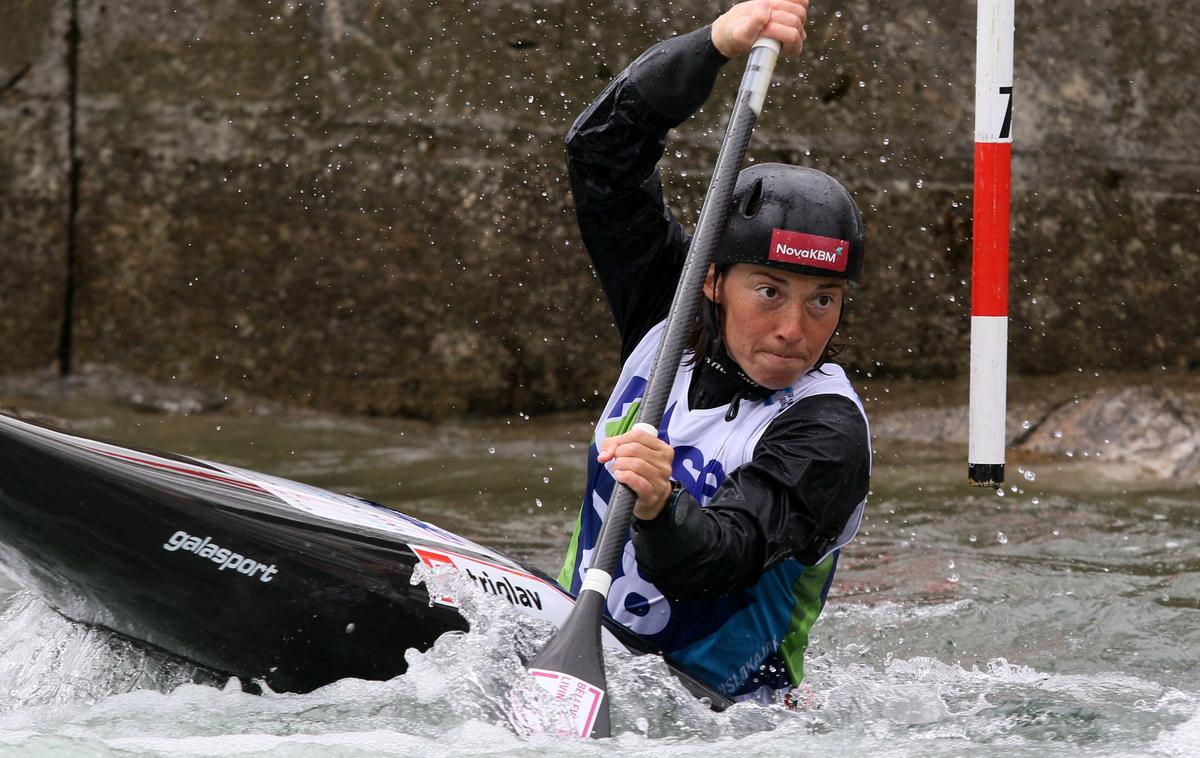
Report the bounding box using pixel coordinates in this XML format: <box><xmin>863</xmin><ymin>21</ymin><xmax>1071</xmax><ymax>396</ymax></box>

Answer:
<box><xmin>523</xmin><ymin>37</ymin><xmax>783</xmax><ymax>739</ymax></box>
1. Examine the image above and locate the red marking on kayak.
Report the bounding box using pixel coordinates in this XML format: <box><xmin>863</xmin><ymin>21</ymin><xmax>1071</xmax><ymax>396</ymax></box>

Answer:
<box><xmin>412</xmin><ymin>545</ymin><xmax>560</xmax><ymax>587</ymax></box>
<box><xmin>411</xmin><ymin>547</ymin><xmax>460</xmax><ymax>605</ymax></box>
<box><xmin>412</xmin><ymin>547</ymin><xmax>456</xmax><ymax>569</ymax></box>
<box><xmin>972</xmin><ymin>141</ymin><xmax>1011</xmax><ymax>317</ymax></box>
<box><xmin>411</xmin><ymin>545</ymin><xmax>573</xmax><ymax>612</ymax></box>
<box><xmin>70</xmin><ymin>442</ymin><xmax>271</xmax><ymax>496</ymax></box>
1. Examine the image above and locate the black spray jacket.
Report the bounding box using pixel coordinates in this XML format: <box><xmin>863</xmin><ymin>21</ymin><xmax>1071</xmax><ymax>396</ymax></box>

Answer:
<box><xmin>566</xmin><ymin>27</ymin><xmax>870</xmax><ymax>601</ymax></box>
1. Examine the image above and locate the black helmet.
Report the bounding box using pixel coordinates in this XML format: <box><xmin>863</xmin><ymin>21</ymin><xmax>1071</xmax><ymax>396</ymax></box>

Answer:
<box><xmin>714</xmin><ymin>164</ymin><xmax>865</xmax><ymax>285</ymax></box>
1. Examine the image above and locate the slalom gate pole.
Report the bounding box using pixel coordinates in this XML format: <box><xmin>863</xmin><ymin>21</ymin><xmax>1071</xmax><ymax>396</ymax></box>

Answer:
<box><xmin>523</xmin><ymin>37</ymin><xmax>783</xmax><ymax>738</ymax></box>
<box><xmin>968</xmin><ymin>0</ymin><xmax>1014</xmax><ymax>487</ymax></box>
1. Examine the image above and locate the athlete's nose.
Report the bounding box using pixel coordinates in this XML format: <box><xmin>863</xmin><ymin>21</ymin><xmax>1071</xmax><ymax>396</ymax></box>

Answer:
<box><xmin>774</xmin><ymin>304</ymin><xmax>807</xmax><ymax>344</ymax></box>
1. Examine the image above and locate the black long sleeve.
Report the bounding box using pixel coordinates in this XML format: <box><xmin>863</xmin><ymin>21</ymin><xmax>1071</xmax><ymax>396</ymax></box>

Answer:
<box><xmin>632</xmin><ymin>393</ymin><xmax>870</xmax><ymax>600</ymax></box>
<box><xmin>565</xmin><ymin>26</ymin><xmax>727</xmax><ymax>361</ymax></box>
<box><xmin>568</xmin><ymin>29</ymin><xmax>871</xmax><ymax>604</ymax></box>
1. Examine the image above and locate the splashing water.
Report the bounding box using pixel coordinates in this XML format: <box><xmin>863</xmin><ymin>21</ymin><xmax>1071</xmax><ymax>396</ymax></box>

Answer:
<box><xmin>0</xmin><ymin>405</ymin><xmax>1196</xmax><ymax>756</ymax></box>
<box><xmin>0</xmin><ymin>590</ymin><xmax>219</xmax><ymax>712</ymax></box>
<box><xmin>0</xmin><ymin>568</ymin><xmax>1195</xmax><ymax>757</ymax></box>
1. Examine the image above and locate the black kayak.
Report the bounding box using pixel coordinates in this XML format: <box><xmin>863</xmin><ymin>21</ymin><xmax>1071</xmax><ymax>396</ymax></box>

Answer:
<box><xmin>0</xmin><ymin>412</ymin><xmax>728</xmax><ymax>705</ymax></box>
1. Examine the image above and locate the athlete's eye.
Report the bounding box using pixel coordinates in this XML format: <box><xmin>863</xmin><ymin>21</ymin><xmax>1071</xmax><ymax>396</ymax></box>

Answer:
<box><xmin>815</xmin><ymin>294</ymin><xmax>835</xmax><ymax>308</ymax></box>
<box><xmin>757</xmin><ymin>286</ymin><xmax>779</xmax><ymax>299</ymax></box>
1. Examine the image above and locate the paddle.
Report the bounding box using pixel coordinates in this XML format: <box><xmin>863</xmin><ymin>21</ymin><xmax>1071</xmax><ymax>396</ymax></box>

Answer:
<box><xmin>525</xmin><ymin>36</ymin><xmax>784</xmax><ymax>738</ymax></box>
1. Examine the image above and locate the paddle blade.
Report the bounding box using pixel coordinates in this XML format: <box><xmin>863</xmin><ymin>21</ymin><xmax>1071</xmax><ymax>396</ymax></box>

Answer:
<box><xmin>524</xmin><ymin>589</ymin><xmax>611</xmax><ymax>738</ymax></box>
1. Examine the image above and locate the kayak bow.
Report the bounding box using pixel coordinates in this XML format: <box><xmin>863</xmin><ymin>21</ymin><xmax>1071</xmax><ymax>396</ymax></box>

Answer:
<box><xmin>0</xmin><ymin>412</ymin><xmax>728</xmax><ymax>706</ymax></box>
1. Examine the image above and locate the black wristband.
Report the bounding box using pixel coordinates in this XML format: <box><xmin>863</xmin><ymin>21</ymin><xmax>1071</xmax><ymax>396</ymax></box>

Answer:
<box><xmin>632</xmin><ymin>487</ymin><xmax>708</xmax><ymax>576</ymax></box>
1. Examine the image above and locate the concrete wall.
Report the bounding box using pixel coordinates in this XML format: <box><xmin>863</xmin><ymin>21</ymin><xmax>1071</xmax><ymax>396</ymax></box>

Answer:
<box><xmin>1</xmin><ymin>0</ymin><xmax>1196</xmax><ymax>417</ymax></box>
<box><xmin>0</xmin><ymin>0</ymin><xmax>70</xmax><ymax>375</ymax></box>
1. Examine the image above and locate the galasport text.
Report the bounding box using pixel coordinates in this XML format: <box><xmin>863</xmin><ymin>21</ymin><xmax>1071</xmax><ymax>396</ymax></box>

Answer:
<box><xmin>162</xmin><ymin>530</ymin><xmax>279</xmax><ymax>582</ymax></box>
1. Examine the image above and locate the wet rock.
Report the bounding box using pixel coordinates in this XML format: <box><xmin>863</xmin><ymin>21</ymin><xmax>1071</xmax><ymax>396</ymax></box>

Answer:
<box><xmin>121</xmin><ymin>386</ymin><xmax>227</xmax><ymax>415</ymax></box>
<box><xmin>869</xmin><ymin>403</ymin><xmax>1039</xmax><ymax>449</ymax></box>
<box><xmin>1016</xmin><ymin>387</ymin><xmax>1200</xmax><ymax>479</ymax></box>
<box><xmin>871</xmin><ymin>376</ymin><xmax>1200</xmax><ymax>481</ymax></box>
<box><xmin>0</xmin><ymin>406</ymin><xmax>71</xmax><ymax>430</ymax></box>
<box><xmin>0</xmin><ymin>365</ymin><xmax>232</xmax><ymax>416</ymax></box>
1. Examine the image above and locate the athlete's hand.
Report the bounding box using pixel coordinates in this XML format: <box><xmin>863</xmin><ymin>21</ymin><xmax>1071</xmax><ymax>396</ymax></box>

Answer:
<box><xmin>711</xmin><ymin>0</ymin><xmax>808</xmax><ymax>59</ymax></box>
<box><xmin>597</xmin><ymin>427</ymin><xmax>676</xmax><ymax>521</ymax></box>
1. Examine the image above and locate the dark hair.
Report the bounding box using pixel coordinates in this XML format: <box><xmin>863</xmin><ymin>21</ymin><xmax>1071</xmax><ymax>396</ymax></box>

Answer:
<box><xmin>684</xmin><ymin>266</ymin><xmax>729</xmax><ymax>370</ymax></box>
<box><xmin>685</xmin><ymin>265</ymin><xmax>846</xmax><ymax>376</ymax></box>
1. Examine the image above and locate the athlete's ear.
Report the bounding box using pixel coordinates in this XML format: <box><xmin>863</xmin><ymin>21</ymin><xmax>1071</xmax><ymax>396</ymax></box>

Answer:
<box><xmin>703</xmin><ymin>264</ymin><xmax>719</xmax><ymax>302</ymax></box>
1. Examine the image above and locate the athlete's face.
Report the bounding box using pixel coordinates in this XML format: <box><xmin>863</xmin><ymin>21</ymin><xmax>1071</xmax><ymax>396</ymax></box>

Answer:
<box><xmin>704</xmin><ymin>263</ymin><xmax>845</xmax><ymax>389</ymax></box>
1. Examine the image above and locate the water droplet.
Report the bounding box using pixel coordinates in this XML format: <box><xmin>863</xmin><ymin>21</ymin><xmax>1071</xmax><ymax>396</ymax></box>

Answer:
<box><xmin>488</xmin><ymin>447</ymin><xmax>496</xmax><ymax>454</ymax></box>
<box><xmin>996</xmin><ymin>531</ymin><xmax>1008</xmax><ymax>544</ymax></box>
<box><xmin>534</xmin><ymin>498</ymin><xmax>543</xmax><ymax>508</ymax></box>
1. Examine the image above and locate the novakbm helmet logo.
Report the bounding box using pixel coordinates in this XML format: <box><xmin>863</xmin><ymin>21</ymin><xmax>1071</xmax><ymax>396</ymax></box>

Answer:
<box><xmin>766</xmin><ymin>229</ymin><xmax>849</xmax><ymax>273</ymax></box>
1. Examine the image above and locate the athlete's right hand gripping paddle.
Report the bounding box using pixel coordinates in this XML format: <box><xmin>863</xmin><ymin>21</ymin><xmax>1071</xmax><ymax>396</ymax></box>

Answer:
<box><xmin>523</xmin><ymin>36</ymin><xmax>784</xmax><ymax>739</ymax></box>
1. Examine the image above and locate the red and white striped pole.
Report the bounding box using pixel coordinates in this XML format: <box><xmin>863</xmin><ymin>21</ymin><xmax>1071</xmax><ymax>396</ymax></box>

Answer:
<box><xmin>968</xmin><ymin>0</ymin><xmax>1014</xmax><ymax>487</ymax></box>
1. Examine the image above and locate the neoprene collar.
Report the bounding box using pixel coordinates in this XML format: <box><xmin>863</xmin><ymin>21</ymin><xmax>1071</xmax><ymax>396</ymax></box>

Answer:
<box><xmin>687</xmin><ymin>341</ymin><xmax>772</xmax><ymax>419</ymax></box>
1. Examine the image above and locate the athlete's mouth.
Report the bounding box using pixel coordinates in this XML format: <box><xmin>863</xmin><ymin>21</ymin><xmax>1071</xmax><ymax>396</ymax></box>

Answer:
<box><xmin>764</xmin><ymin>351</ymin><xmax>804</xmax><ymax>362</ymax></box>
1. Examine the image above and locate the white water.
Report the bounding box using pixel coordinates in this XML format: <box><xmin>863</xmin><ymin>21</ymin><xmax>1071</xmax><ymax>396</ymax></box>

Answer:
<box><xmin>0</xmin><ymin>403</ymin><xmax>1197</xmax><ymax>756</ymax></box>
<box><xmin>0</xmin><ymin>563</ymin><xmax>1195</xmax><ymax>758</ymax></box>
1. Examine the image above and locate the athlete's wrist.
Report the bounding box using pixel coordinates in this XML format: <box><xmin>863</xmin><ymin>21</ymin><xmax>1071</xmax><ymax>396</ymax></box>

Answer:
<box><xmin>635</xmin><ymin>482</ymin><xmax>685</xmax><ymax>526</ymax></box>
